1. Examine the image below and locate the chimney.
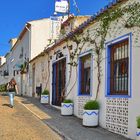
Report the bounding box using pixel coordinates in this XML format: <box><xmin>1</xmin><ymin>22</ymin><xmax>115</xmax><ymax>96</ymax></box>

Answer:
<box><xmin>9</xmin><ymin>38</ymin><xmax>17</xmax><ymax>48</ymax></box>
<box><xmin>0</xmin><ymin>56</ymin><xmax>6</xmax><ymax>66</ymax></box>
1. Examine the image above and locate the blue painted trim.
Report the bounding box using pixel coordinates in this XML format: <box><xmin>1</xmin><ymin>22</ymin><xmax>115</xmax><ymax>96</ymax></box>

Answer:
<box><xmin>90</xmin><ymin>54</ymin><xmax>94</xmax><ymax>96</ymax></box>
<box><xmin>64</xmin><ymin>55</ymin><xmax>68</xmax><ymax>95</ymax></box>
<box><xmin>52</xmin><ymin>55</ymin><xmax>67</xmax><ymax>64</ymax></box>
<box><xmin>79</xmin><ymin>49</ymin><xmax>93</xmax><ymax>57</ymax></box>
<box><xmin>136</xmin><ymin>132</ymin><xmax>140</xmax><ymax>136</ymax></box>
<box><xmin>52</xmin><ymin>56</ymin><xmax>68</xmax><ymax>104</ymax></box>
<box><xmin>105</xmin><ymin>33</ymin><xmax>132</xmax><ymax>46</ymax></box>
<box><xmin>129</xmin><ymin>32</ymin><xmax>132</xmax><ymax>98</ymax></box>
<box><xmin>52</xmin><ymin>63</ymin><xmax>56</xmax><ymax>104</ymax></box>
<box><xmin>77</xmin><ymin>50</ymin><xmax>93</xmax><ymax>96</ymax></box>
<box><xmin>77</xmin><ymin>58</ymin><xmax>80</xmax><ymax>96</ymax></box>
<box><xmin>105</xmin><ymin>33</ymin><xmax>132</xmax><ymax>98</ymax></box>
<box><xmin>62</xmin><ymin>104</ymin><xmax>74</xmax><ymax>108</ymax></box>
<box><xmin>78</xmin><ymin>94</ymin><xmax>92</xmax><ymax>97</ymax></box>
<box><xmin>105</xmin><ymin>95</ymin><xmax>131</xmax><ymax>98</ymax></box>
<box><xmin>83</xmin><ymin>111</ymin><xmax>98</xmax><ymax>116</ymax></box>
<box><xmin>41</xmin><ymin>95</ymin><xmax>49</xmax><ymax>99</ymax></box>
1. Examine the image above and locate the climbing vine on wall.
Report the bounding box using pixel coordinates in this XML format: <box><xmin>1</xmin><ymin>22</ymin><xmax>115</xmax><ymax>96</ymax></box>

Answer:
<box><xmin>67</xmin><ymin>1</ymin><xmax>140</xmax><ymax>100</ymax></box>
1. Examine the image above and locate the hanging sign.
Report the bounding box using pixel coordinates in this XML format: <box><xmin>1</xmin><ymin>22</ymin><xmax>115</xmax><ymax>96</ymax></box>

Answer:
<box><xmin>55</xmin><ymin>0</ymin><xmax>69</xmax><ymax>13</ymax></box>
<box><xmin>50</xmin><ymin>16</ymin><xmax>61</xmax><ymax>40</ymax></box>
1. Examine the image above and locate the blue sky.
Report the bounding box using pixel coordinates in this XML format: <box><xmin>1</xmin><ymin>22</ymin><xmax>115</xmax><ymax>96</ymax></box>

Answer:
<box><xmin>0</xmin><ymin>0</ymin><xmax>110</xmax><ymax>56</ymax></box>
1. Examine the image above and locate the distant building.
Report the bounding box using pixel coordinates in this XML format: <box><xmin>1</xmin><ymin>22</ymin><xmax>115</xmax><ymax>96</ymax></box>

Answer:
<box><xmin>29</xmin><ymin>0</ymin><xmax>140</xmax><ymax>139</ymax></box>
<box><xmin>0</xmin><ymin>56</ymin><xmax>6</xmax><ymax>66</ymax></box>
<box><xmin>2</xmin><ymin>17</ymin><xmax>68</xmax><ymax>95</ymax></box>
<box><xmin>29</xmin><ymin>15</ymin><xmax>90</xmax><ymax>98</ymax></box>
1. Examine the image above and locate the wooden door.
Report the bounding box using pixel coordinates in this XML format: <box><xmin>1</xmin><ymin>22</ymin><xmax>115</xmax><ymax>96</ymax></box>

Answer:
<box><xmin>52</xmin><ymin>58</ymin><xmax>66</xmax><ymax>106</ymax></box>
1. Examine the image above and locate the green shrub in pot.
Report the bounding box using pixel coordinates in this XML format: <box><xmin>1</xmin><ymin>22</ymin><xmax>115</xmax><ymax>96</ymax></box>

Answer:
<box><xmin>41</xmin><ymin>89</ymin><xmax>49</xmax><ymax>104</ymax></box>
<box><xmin>41</xmin><ymin>89</ymin><xmax>49</xmax><ymax>95</ymax></box>
<box><xmin>63</xmin><ymin>99</ymin><xmax>73</xmax><ymax>103</ymax></box>
<box><xmin>83</xmin><ymin>100</ymin><xmax>100</xmax><ymax>127</ymax></box>
<box><xmin>136</xmin><ymin>116</ymin><xmax>140</xmax><ymax>140</ymax></box>
<box><xmin>61</xmin><ymin>99</ymin><xmax>73</xmax><ymax>115</ymax></box>
<box><xmin>137</xmin><ymin>116</ymin><xmax>140</xmax><ymax>129</ymax></box>
<box><xmin>84</xmin><ymin>100</ymin><xmax>99</xmax><ymax>110</ymax></box>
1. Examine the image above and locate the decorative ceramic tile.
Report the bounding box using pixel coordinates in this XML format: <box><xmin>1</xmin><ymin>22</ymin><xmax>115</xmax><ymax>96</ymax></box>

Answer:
<box><xmin>106</xmin><ymin>98</ymin><xmax>128</xmax><ymax>136</ymax></box>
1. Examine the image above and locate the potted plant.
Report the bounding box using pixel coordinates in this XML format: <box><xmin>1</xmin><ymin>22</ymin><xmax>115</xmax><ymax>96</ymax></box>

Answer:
<box><xmin>136</xmin><ymin>116</ymin><xmax>140</xmax><ymax>140</ymax></box>
<box><xmin>61</xmin><ymin>99</ymin><xmax>73</xmax><ymax>116</ymax></box>
<box><xmin>40</xmin><ymin>89</ymin><xmax>49</xmax><ymax>104</ymax></box>
<box><xmin>83</xmin><ymin>100</ymin><xmax>99</xmax><ymax>127</ymax></box>
<box><xmin>20</xmin><ymin>63</ymin><xmax>27</xmax><ymax>74</ymax></box>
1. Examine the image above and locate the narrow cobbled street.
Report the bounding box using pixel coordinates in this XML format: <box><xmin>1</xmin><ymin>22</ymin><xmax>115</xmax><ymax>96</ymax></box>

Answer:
<box><xmin>0</xmin><ymin>94</ymin><xmax>62</xmax><ymax>140</ymax></box>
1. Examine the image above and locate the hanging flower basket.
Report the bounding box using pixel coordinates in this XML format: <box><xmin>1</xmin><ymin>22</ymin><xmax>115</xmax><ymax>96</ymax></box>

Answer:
<box><xmin>20</xmin><ymin>62</ymin><xmax>28</xmax><ymax>74</ymax></box>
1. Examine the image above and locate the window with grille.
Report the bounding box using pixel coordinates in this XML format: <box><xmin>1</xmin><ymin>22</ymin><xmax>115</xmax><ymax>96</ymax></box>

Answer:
<box><xmin>109</xmin><ymin>39</ymin><xmax>129</xmax><ymax>95</ymax></box>
<box><xmin>79</xmin><ymin>54</ymin><xmax>91</xmax><ymax>95</ymax></box>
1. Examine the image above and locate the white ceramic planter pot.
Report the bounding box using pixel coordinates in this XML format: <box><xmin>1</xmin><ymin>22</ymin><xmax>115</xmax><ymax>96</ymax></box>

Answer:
<box><xmin>61</xmin><ymin>103</ymin><xmax>74</xmax><ymax>116</ymax></box>
<box><xmin>83</xmin><ymin>110</ymin><xmax>99</xmax><ymax>127</ymax></box>
<box><xmin>40</xmin><ymin>95</ymin><xmax>49</xmax><ymax>104</ymax></box>
<box><xmin>136</xmin><ymin>128</ymin><xmax>140</xmax><ymax>140</ymax></box>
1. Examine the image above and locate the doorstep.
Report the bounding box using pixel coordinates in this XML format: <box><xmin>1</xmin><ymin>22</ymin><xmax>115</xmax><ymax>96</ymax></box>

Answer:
<box><xmin>51</xmin><ymin>105</ymin><xmax>61</xmax><ymax>110</ymax></box>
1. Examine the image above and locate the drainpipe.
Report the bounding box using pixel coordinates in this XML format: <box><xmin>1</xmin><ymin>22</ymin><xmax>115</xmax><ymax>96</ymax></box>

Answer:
<box><xmin>25</xmin><ymin>23</ymin><xmax>31</xmax><ymax>60</ymax></box>
<box><xmin>68</xmin><ymin>0</ymin><xmax>70</xmax><ymax>17</ymax></box>
<box><xmin>25</xmin><ymin>23</ymin><xmax>31</xmax><ymax>96</ymax></box>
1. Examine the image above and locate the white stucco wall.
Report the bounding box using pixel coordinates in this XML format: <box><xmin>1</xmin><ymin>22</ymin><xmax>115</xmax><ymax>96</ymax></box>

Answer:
<box><xmin>25</xmin><ymin>18</ymin><xmax>58</xmax><ymax>96</ymax></box>
<box><xmin>8</xmin><ymin>30</ymin><xmax>30</xmax><ymax>95</ymax></box>
<box><xmin>0</xmin><ymin>56</ymin><xmax>6</xmax><ymax>65</ymax></box>
<box><xmin>35</xmin><ymin>1</ymin><xmax>140</xmax><ymax>139</ymax></box>
<box><xmin>72</xmin><ymin>1</ymin><xmax>140</xmax><ymax>138</ymax></box>
<box><xmin>8</xmin><ymin>18</ymin><xmax>59</xmax><ymax>96</ymax></box>
<box><xmin>0</xmin><ymin>0</ymin><xmax>139</xmax><ymax>139</ymax></box>
<box><xmin>28</xmin><ymin>16</ymin><xmax>90</xmax><ymax>98</ymax></box>
<box><xmin>30</xmin><ymin>54</ymin><xmax>50</xmax><ymax>97</ymax></box>
<box><xmin>29</xmin><ymin>19</ymin><xmax>52</xmax><ymax>60</ymax></box>
<box><xmin>0</xmin><ymin>63</ymin><xmax>8</xmax><ymax>85</ymax></box>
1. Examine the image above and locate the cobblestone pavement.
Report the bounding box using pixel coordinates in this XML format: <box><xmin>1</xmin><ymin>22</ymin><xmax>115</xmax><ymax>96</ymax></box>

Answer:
<box><xmin>0</xmin><ymin>95</ymin><xmax>62</xmax><ymax>140</ymax></box>
<box><xmin>14</xmin><ymin>96</ymin><xmax>131</xmax><ymax>140</ymax></box>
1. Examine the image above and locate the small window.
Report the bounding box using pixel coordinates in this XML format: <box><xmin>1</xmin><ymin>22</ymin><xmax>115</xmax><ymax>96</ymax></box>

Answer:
<box><xmin>79</xmin><ymin>54</ymin><xmax>91</xmax><ymax>95</ymax></box>
<box><xmin>109</xmin><ymin>39</ymin><xmax>129</xmax><ymax>95</ymax></box>
<box><xmin>13</xmin><ymin>70</ymin><xmax>16</xmax><ymax>76</ymax></box>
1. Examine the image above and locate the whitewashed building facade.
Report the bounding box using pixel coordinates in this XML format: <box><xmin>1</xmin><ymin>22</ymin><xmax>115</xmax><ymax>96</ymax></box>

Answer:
<box><xmin>0</xmin><ymin>18</ymin><xmax>63</xmax><ymax>95</ymax></box>
<box><xmin>29</xmin><ymin>0</ymin><xmax>140</xmax><ymax>139</ymax></box>
<box><xmin>0</xmin><ymin>0</ymin><xmax>140</xmax><ymax>139</ymax></box>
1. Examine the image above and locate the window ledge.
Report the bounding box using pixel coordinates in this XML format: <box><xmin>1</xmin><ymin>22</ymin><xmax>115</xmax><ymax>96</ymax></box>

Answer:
<box><xmin>78</xmin><ymin>94</ymin><xmax>92</xmax><ymax>96</ymax></box>
<box><xmin>105</xmin><ymin>94</ymin><xmax>131</xmax><ymax>98</ymax></box>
